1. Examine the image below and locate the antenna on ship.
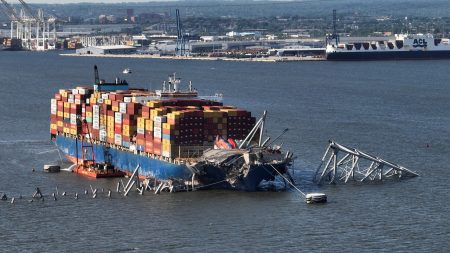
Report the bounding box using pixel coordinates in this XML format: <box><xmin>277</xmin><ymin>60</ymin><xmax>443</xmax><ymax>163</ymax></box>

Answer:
<box><xmin>94</xmin><ymin>65</ymin><xmax>100</xmax><ymax>85</ymax></box>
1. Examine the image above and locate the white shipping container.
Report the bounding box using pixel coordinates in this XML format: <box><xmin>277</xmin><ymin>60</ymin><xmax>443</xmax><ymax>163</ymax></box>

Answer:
<box><xmin>68</xmin><ymin>94</ymin><xmax>75</xmax><ymax>100</ymax></box>
<box><xmin>93</xmin><ymin>105</ymin><xmax>100</xmax><ymax>116</ymax></box>
<box><xmin>115</xmin><ymin>112</ymin><xmax>122</xmax><ymax>124</ymax></box>
<box><xmin>99</xmin><ymin>130</ymin><xmax>107</xmax><ymax>141</ymax></box>
<box><xmin>124</xmin><ymin>97</ymin><xmax>132</xmax><ymax>103</ymax></box>
<box><xmin>137</xmin><ymin>128</ymin><xmax>145</xmax><ymax>135</ymax></box>
<box><xmin>154</xmin><ymin>127</ymin><xmax>162</xmax><ymax>139</ymax></box>
<box><xmin>50</xmin><ymin>100</ymin><xmax>57</xmax><ymax>115</ymax></box>
<box><xmin>74</xmin><ymin>99</ymin><xmax>81</xmax><ymax>105</ymax></box>
<box><xmin>154</xmin><ymin>116</ymin><xmax>167</xmax><ymax>124</ymax></box>
<box><xmin>97</xmin><ymin>98</ymin><xmax>104</xmax><ymax>104</ymax></box>
<box><xmin>68</xmin><ymin>98</ymin><xmax>74</xmax><ymax>104</ymax></box>
<box><xmin>114</xmin><ymin>134</ymin><xmax>122</xmax><ymax>145</ymax></box>
<box><xmin>119</xmin><ymin>102</ymin><xmax>127</xmax><ymax>114</ymax></box>
<box><xmin>70</xmin><ymin>114</ymin><xmax>77</xmax><ymax>125</ymax></box>
<box><xmin>71</xmin><ymin>89</ymin><xmax>79</xmax><ymax>95</ymax></box>
<box><xmin>93</xmin><ymin>118</ymin><xmax>100</xmax><ymax>129</ymax></box>
<box><xmin>101</xmin><ymin>94</ymin><xmax>109</xmax><ymax>99</ymax></box>
<box><xmin>77</xmin><ymin>88</ymin><xmax>87</xmax><ymax>95</ymax></box>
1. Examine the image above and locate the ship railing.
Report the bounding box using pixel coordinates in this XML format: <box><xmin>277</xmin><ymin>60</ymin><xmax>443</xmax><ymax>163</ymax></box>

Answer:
<box><xmin>58</xmin><ymin>132</ymin><xmax>213</xmax><ymax>163</ymax></box>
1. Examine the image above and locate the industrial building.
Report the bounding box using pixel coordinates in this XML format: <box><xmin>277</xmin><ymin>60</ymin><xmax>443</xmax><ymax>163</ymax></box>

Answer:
<box><xmin>76</xmin><ymin>45</ymin><xmax>137</xmax><ymax>55</ymax></box>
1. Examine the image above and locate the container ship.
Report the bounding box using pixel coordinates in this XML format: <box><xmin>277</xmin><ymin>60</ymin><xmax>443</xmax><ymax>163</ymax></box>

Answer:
<box><xmin>326</xmin><ymin>33</ymin><xmax>450</xmax><ymax>60</ymax></box>
<box><xmin>50</xmin><ymin>66</ymin><xmax>293</xmax><ymax>191</ymax></box>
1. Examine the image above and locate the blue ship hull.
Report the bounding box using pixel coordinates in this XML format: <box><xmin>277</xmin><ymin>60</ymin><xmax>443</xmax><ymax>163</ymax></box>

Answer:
<box><xmin>326</xmin><ymin>50</ymin><xmax>450</xmax><ymax>60</ymax></box>
<box><xmin>55</xmin><ymin>135</ymin><xmax>192</xmax><ymax>180</ymax></box>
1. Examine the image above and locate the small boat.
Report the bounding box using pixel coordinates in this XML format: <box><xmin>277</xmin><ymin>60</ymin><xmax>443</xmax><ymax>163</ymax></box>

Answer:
<box><xmin>123</xmin><ymin>68</ymin><xmax>132</xmax><ymax>74</ymax></box>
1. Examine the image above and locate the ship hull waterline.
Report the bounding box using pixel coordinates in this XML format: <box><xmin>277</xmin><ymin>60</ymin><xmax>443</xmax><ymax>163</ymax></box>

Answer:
<box><xmin>326</xmin><ymin>50</ymin><xmax>450</xmax><ymax>60</ymax></box>
<box><xmin>54</xmin><ymin>135</ymin><xmax>286</xmax><ymax>191</ymax></box>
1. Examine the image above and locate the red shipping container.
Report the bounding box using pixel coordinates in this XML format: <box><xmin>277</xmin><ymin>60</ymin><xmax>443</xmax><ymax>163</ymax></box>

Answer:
<box><xmin>114</xmin><ymin>125</ymin><xmax>122</xmax><ymax>134</ymax></box>
<box><xmin>127</xmin><ymin>103</ymin><xmax>142</xmax><ymax>115</ymax></box>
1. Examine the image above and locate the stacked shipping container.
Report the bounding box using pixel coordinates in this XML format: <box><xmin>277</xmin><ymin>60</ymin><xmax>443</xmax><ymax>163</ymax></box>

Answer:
<box><xmin>50</xmin><ymin>88</ymin><xmax>256</xmax><ymax>159</ymax></box>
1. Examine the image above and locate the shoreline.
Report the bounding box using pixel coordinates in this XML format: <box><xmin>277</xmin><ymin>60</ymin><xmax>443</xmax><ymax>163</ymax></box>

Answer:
<box><xmin>60</xmin><ymin>53</ymin><xmax>326</xmax><ymax>62</ymax></box>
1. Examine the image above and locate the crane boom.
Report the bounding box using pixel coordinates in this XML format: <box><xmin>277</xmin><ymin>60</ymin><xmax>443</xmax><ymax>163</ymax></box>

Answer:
<box><xmin>18</xmin><ymin>0</ymin><xmax>37</xmax><ymax>20</ymax></box>
<box><xmin>0</xmin><ymin>0</ymin><xmax>21</xmax><ymax>21</ymax></box>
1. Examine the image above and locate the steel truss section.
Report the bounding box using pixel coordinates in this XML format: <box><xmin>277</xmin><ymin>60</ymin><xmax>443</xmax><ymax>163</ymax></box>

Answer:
<box><xmin>314</xmin><ymin>140</ymin><xmax>419</xmax><ymax>184</ymax></box>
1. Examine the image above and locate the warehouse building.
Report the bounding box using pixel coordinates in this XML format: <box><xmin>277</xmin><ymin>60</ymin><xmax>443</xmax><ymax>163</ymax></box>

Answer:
<box><xmin>76</xmin><ymin>45</ymin><xmax>137</xmax><ymax>55</ymax></box>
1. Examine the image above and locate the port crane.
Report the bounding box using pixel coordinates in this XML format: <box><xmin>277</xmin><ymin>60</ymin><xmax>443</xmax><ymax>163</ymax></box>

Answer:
<box><xmin>0</xmin><ymin>0</ymin><xmax>56</xmax><ymax>50</ymax></box>
<box><xmin>175</xmin><ymin>9</ymin><xmax>187</xmax><ymax>56</ymax></box>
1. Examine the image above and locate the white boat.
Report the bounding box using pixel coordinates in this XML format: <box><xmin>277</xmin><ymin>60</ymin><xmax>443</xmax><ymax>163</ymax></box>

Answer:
<box><xmin>123</xmin><ymin>68</ymin><xmax>132</xmax><ymax>74</ymax></box>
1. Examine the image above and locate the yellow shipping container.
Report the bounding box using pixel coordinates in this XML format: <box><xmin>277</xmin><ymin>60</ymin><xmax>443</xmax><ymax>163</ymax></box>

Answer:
<box><xmin>105</xmin><ymin>99</ymin><xmax>112</xmax><ymax>105</ymax></box>
<box><xmin>86</xmin><ymin>112</ymin><xmax>92</xmax><ymax>118</ymax></box>
<box><xmin>60</xmin><ymin>90</ymin><xmax>69</xmax><ymax>97</ymax></box>
<box><xmin>50</xmin><ymin>124</ymin><xmax>57</xmax><ymax>130</ymax></box>
<box><xmin>64</xmin><ymin>102</ymin><xmax>70</xmax><ymax>108</ymax></box>
<box><xmin>63</xmin><ymin>127</ymin><xmax>70</xmax><ymax>134</ymax></box>
<box><xmin>147</xmin><ymin>101</ymin><xmax>162</xmax><ymax>108</ymax></box>
<box><xmin>137</xmin><ymin>117</ymin><xmax>145</xmax><ymax>129</ymax></box>
<box><xmin>57</xmin><ymin>111</ymin><xmax>63</xmax><ymax>117</ymax></box>
<box><xmin>64</xmin><ymin>112</ymin><xmax>70</xmax><ymax>118</ymax></box>
<box><xmin>57</xmin><ymin>121</ymin><xmax>63</xmax><ymax>127</ymax></box>
<box><xmin>145</xmin><ymin>119</ymin><xmax>153</xmax><ymax>130</ymax></box>
<box><xmin>112</xmin><ymin>106</ymin><xmax>119</xmax><ymax>112</ymax></box>
<box><xmin>70</xmin><ymin>129</ymin><xmax>77</xmax><ymax>135</ymax></box>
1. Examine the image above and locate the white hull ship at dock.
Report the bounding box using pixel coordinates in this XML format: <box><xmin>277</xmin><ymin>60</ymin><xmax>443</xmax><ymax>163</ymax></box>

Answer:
<box><xmin>326</xmin><ymin>33</ymin><xmax>450</xmax><ymax>60</ymax></box>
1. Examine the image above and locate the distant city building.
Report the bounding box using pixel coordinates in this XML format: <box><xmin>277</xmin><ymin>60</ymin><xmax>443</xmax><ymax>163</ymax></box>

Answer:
<box><xmin>226</xmin><ymin>31</ymin><xmax>262</xmax><ymax>38</ymax></box>
<box><xmin>76</xmin><ymin>45</ymin><xmax>137</xmax><ymax>55</ymax></box>
<box><xmin>126</xmin><ymin>9</ymin><xmax>134</xmax><ymax>19</ymax></box>
<box><xmin>99</xmin><ymin>15</ymin><xmax>107</xmax><ymax>24</ymax></box>
<box><xmin>200</xmin><ymin>36</ymin><xmax>218</xmax><ymax>42</ymax></box>
<box><xmin>138</xmin><ymin>13</ymin><xmax>166</xmax><ymax>23</ymax></box>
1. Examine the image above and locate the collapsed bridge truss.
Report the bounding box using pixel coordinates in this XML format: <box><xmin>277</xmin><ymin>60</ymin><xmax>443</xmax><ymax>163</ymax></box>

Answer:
<box><xmin>314</xmin><ymin>141</ymin><xmax>419</xmax><ymax>185</ymax></box>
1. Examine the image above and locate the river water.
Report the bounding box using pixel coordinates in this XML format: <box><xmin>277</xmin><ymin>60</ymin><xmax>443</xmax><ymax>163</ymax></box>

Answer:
<box><xmin>0</xmin><ymin>51</ymin><xmax>449</xmax><ymax>252</ymax></box>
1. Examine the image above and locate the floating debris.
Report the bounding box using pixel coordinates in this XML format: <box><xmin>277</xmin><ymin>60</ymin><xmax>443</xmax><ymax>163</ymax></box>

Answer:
<box><xmin>32</xmin><ymin>187</ymin><xmax>43</xmax><ymax>199</ymax></box>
